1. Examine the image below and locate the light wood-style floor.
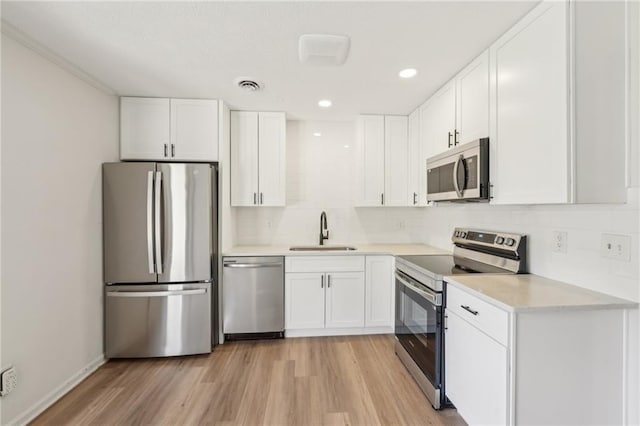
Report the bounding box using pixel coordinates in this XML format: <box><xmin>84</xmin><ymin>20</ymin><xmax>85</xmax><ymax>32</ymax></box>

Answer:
<box><xmin>32</xmin><ymin>335</ymin><xmax>465</xmax><ymax>426</ymax></box>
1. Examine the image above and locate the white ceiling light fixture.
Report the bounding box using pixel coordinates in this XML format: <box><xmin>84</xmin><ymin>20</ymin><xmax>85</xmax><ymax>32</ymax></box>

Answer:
<box><xmin>299</xmin><ymin>34</ymin><xmax>350</xmax><ymax>66</ymax></box>
<box><xmin>313</xmin><ymin>132</ymin><xmax>322</xmax><ymax>137</ymax></box>
<box><xmin>399</xmin><ymin>68</ymin><xmax>418</xmax><ymax>79</ymax></box>
<box><xmin>318</xmin><ymin>99</ymin><xmax>332</xmax><ymax>108</ymax></box>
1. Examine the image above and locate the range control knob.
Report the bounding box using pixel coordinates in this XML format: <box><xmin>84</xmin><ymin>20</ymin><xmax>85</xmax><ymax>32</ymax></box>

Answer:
<box><xmin>495</xmin><ymin>236</ymin><xmax>505</xmax><ymax>244</ymax></box>
<box><xmin>454</xmin><ymin>231</ymin><xmax>460</xmax><ymax>237</ymax></box>
<box><xmin>461</xmin><ymin>231</ymin><xmax>467</xmax><ymax>238</ymax></box>
<box><xmin>505</xmin><ymin>238</ymin><xmax>516</xmax><ymax>247</ymax></box>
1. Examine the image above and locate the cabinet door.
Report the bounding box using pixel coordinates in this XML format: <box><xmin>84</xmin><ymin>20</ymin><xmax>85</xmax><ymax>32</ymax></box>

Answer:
<box><xmin>230</xmin><ymin>111</ymin><xmax>259</xmax><ymax>206</ymax></box>
<box><xmin>325</xmin><ymin>272</ymin><xmax>365</xmax><ymax>328</ymax></box>
<box><xmin>384</xmin><ymin>116</ymin><xmax>409</xmax><ymax>206</ymax></box>
<box><xmin>456</xmin><ymin>50</ymin><xmax>489</xmax><ymax>145</ymax></box>
<box><xmin>421</xmin><ymin>81</ymin><xmax>456</xmax><ymax>160</ymax></box>
<box><xmin>285</xmin><ymin>272</ymin><xmax>325</xmax><ymax>330</ymax></box>
<box><xmin>489</xmin><ymin>1</ymin><xmax>569</xmax><ymax>204</ymax></box>
<box><xmin>170</xmin><ymin>99</ymin><xmax>218</xmax><ymax>161</ymax></box>
<box><xmin>258</xmin><ymin>112</ymin><xmax>286</xmax><ymax>206</ymax></box>
<box><xmin>407</xmin><ymin>108</ymin><xmax>427</xmax><ymax>206</ymax></box>
<box><xmin>364</xmin><ymin>256</ymin><xmax>394</xmax><ymax>328</ymax></box>
<box><xmin>356</xmin><ymin>115</ymin><xmax>385</xmax><ymax>206</ymax></box>
<box><xmin>445</xmin><ymin>310</ymin><xmax>508</xmax><ymax>426</ymax></box>
<box><xmin>120</xmin><ymin>97</ymin><xmax>169</xmax><ymax>160</ymax></box>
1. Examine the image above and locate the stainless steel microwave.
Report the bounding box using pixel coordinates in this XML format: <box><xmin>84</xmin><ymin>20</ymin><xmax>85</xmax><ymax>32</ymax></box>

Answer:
<box><xmin>426</xmin><ymin>138</ymin><xmax>489</xmax><ymax>202</ymax></box>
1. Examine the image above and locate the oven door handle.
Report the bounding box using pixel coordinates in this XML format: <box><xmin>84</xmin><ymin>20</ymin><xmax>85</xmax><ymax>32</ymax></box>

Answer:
<box><xmin>395</xmin><ymin>272</ymin><xmax>441</xmax><ymax>306</ymax></box>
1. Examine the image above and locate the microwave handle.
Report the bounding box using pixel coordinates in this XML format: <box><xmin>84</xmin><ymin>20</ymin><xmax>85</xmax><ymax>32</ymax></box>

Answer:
<box><xmin>453</xmin><ymin>155</ymin><xmax>465</xmax><ymax>198</ymax></box>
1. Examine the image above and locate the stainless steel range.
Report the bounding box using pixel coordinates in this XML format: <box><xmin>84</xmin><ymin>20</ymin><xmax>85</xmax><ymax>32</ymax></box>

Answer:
<box><xmin>394</xmin><ymin>228</ymin><xmax>526</xmax><ymax>409</ymax></box>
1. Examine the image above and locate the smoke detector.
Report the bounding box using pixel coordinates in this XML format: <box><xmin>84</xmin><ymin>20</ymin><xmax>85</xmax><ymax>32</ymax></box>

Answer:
<box><xmin>234</xmin><ymin>77</ymin><xmax>263</xmax><ymax>91</ymax></box>
<box><xmin>298</xmin><ymin>34</ymin><xmax>350</xmax><ymax>66</ymax></box>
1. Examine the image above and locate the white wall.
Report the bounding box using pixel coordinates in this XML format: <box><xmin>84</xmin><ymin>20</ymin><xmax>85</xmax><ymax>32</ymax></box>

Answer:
<box><xmin>234</xmin><ymin>120</ymin><xmax>426</xmax><ymax>246</ymax></box>
<box><xmin>1</xmin><ymin>34</ymin><xmax>119</xmax><ymax>424</ymax></box>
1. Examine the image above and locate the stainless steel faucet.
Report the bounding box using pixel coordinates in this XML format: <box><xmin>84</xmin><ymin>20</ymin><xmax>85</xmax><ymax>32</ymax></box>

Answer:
<box><xmin>319</xmin><ymin>211</ymin><xmax>329</xmax><ymax>245</ymax></box>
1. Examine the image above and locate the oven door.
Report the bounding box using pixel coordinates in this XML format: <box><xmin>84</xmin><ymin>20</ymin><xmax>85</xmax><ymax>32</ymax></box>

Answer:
<box><xmin>395</xmin><ymin>270</ymin><xmax>444</xmax><ymax>395</ymax></box>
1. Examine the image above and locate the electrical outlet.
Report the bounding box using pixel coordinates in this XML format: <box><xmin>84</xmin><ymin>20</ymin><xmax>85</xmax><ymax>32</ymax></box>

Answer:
<box><xmin>1</xmin><ymin>366</ymin><xmax>17</xmax><ymax>397</ymax></box>
<box><xmin>553</xmin><ymin>231</ymin><xmax>568</xmax><ymax>253</ymax></box>
<box><xmin>266</xmin><ymin>220</ymin><xmax>272</xmax><ymax>229</ymax></box>
<box><xmin>399</xmin><ymin>220</ymin><xmax>406</xmax><ymax>230</ymax></box>
<box><xmin>601</xmin><ymin>234</ymin><xmax>631</xmax><ymax>261</ymax></box>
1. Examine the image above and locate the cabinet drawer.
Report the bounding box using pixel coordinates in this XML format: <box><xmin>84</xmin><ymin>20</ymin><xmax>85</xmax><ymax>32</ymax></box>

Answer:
<box><xmin>446</xmin><ymin>284</ymin><xmax>509</xmax><ymax>346</ymax></box>
<box><xmin>285</xmin><ymin>256</ymin><xmax>365</xmax><ymax>273</ymax></box>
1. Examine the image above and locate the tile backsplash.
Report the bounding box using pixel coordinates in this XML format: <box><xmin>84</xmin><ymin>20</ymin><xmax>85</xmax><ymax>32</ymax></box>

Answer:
<box><xmin>234</xmin><ymin>120</ymin><xmax>428</xmax><ymax>246</ymax></box>
<box><xmin>234</xmin><ymin>119</ymin><xmax>639</xmax><ymax>301</ymax></box>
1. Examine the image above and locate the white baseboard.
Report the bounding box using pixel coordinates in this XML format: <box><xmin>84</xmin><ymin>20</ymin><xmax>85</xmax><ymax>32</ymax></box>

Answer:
<box><xmin>7</xmin><ymin>355</ymin><xmax>106</xmax><ymax>426</ymax></box>
<box><xmin>285</xmin><ymin>326</ymin><xmax>393</xmax><ymax>338</ymax></box>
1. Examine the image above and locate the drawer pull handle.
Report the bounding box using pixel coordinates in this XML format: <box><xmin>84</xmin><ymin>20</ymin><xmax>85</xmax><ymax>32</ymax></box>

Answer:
<box><xmin>461</xmin><ymin>305</ymin><xmax>479</xmax><ymax>316</ymax></box>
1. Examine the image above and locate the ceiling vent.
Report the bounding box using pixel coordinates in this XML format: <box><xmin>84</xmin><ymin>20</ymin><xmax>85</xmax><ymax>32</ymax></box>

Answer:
<box><xmin>298</xmin><ymin>34</ymin><xmax>350</xmax><ymax>66</ymax></box>
<box><xmin>235</xmin><ymin>77</ymin><xmax>263</xmax><ymax>91</ymax></box>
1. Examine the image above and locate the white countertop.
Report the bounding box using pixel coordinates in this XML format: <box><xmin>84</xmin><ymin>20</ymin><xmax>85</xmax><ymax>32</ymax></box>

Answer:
<box><xmin>223</xmin><ymin>243</ymin><xmax>448</xmax><ymax>257</ymax></box>
<box><xmin>446</xmin><ymin>274</ymin><xmax>638</xmax><ymax>313</ymax></box>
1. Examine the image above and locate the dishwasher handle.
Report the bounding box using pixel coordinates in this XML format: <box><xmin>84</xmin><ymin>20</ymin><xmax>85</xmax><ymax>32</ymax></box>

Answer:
<box><xmin>223</xmin><ymin>262</ymin><xmax>283</xmax><ymax>268</ymax></box>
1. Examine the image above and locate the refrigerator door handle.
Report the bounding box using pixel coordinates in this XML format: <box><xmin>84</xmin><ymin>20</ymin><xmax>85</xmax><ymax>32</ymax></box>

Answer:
<box><xmin>154</xmin><ymin>171</ymin><xmax>163</xmax><ymax>275</ymax></box>
<box><xmin>147</xmin><ymin>171</ymin><xmax>155</xmax><ymax>274</ymax></box>
<box><xmin>106</xmin><ymin>289</ymin><xmax>207</xmax><ymax>298</ymax></box>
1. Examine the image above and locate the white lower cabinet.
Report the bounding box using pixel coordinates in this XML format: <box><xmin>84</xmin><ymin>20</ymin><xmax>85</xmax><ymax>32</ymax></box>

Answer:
<box><xmin>285</xmin><ymin>272</ymin><xmax>325</xmax><ymax>329</ymax></box>
<box><xmin>445</xmin><ymin>283</ymin><xmax>630</xmax><ymax>425</ymax></box>
<box><xmin>285</xmin><ymin>256</ymin><xmax>365</xmax><ymax>335</ymax></box>
<box><xmin>365</xmin><ymin>255</ymin><xmax>394</xmax><ymax>328</ymax></box>
<box><xmin>285</xmin><ymin>255</ymin><xmax>394</xmax><ymax>337</ymax></box>
<box><xmin>285</xmin><ymin>271</ymin><xmax>365</xmax><ymax>332</ymax></box>
<box><xmin>325</xmin><ymin>272</ymin><xmax>365</xmax><ymax>328</ymax></box>
<box><xmin>445</xmin><ymin>310</ymin><xmax>508</xmax><ymax>426</ymax></box>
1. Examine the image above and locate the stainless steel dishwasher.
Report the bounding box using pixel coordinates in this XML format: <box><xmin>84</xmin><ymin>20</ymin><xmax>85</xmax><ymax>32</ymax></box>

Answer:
<box><xmin>222</xmin><ymin>256</ymin><xmax>284</xmax><ymax>339</ymax></box>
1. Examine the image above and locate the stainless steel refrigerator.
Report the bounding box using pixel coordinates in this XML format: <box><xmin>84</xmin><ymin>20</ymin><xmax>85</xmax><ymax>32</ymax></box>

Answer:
<box><xmin>102</xmin><ymin>162</ymin><xmax>217</xmax><ymax>358</ymax></box>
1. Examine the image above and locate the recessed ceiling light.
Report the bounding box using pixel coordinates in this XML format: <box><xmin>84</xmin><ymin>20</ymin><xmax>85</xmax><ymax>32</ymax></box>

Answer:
<box><xmin>344</xmin><ymin>145</ymin><xmax>350</xmax><ymax>149</ymax></box>
<box><xmin>318</xmin><ymin>99</ymin><xmax>332</xmax><ymax>108</ymax></box>
<box><xmin>399</xmin><ymin>68</ymin><xmax>418</xmax><ymax>79</ymax></box>
<box><xmin>313</xmin><ymin>132</ymin><xmax>322</xmax><ymax>137</ymax></box>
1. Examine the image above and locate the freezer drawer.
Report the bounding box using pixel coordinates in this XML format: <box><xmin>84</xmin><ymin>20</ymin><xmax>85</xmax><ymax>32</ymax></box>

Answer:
<box><xmin>105</xmin><ymin>283</ymin><xmax>211</xmax><ymax>358</ymax></box>
<box><xmin>223</xmin><ymin>256</ymin><xmax>284</xmax><ymax>335</ymax></box>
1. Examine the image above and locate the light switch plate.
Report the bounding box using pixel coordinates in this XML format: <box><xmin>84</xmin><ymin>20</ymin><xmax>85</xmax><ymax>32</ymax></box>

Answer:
<box><xmin>601</xmin><ymin>233</ymin><xmax>631</xmax><ymax>261</ymax></box>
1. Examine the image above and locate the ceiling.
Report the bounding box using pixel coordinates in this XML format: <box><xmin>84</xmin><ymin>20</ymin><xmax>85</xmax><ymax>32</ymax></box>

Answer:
<box><xmin>1</xmin><ymin>1</ymin><xmax>537</xmax><ymax>121</ymax></box>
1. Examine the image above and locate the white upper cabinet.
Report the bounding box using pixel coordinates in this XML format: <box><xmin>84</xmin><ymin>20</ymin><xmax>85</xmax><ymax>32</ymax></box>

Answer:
<box><xmin>384</xmin><ymin>116</ymin><xmax>409</xmax><ymax>206</ymax></box>
<box><xmin>407</xmin><ymin>108</ymin><xmax>427</xmax><ymax>206</ymax></box>
<box><xmin>120</xmin><ymin>97</ymin><xmax>170</xmax><ymax>160</ymax></box>
<box><xmin>421</xmin><ymin>81</ymin><xmax>456</xmax><ymax>160</ymax></box>
<box><xmin>356</xmin><ymin>115</ymin><xmax>386</xmax><ymax>206</ymax></box>
<box><xmin>456</xmin><ymin>51</ymin><xmax>490</xmax><ymax>145</ymax></box>
<box><xmin>488</xmin><ymin>0</ymin><xmax>628</xmax><ymax>204</ymax></box>
<box><xmin>356</xmin><ymin>115</ymin><xmax>410</xmax><ymax>206</ymax></box>
<box><xmin>120</xmin><ymin>97</ymin><xmax>218</xmax><ymax>162</ymax></box>
<box><xmin>230</xmin><ymin>111</ymin><xmax>259</xmax><ymax>206</ymax></box>
<box><xmin>230</xmin><ymin>111</ymin><xmax>286</xmax><ymax>207</ymax></box>
<box><xmin>258</xmin><ymin>112</ymin><xmax>286</xmax><ymax>206</ymax></box>
<box><xmin>489</xmin><ymin>1</ymin><xmax>569</xmax><ymax>204</ymax></box>
<box><xmin>170</xmin><ymin>99</ymin><xmax>219</xmax><ymax>161</ymax></box>
<box><xmin>419</xmin><ymin>49</ymin><xmax>489</xmax><ymax>164</ymax></box>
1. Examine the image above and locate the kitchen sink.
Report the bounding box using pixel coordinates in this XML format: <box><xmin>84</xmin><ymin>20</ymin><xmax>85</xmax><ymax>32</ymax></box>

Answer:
<box><xmin>289</xmin><ymin>246</ymin><xmax>357</xmax><ymax>251</ymax></box>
